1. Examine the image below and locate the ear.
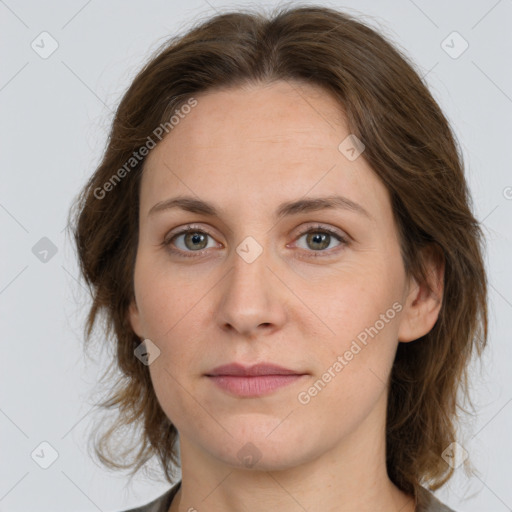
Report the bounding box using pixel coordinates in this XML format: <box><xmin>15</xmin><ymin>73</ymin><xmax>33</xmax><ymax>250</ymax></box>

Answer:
<box><xmin>398</xmin><ymin>244</ymin><xmax>445</xmax><ymax>343</ymax></box>
<box><xmin>128</xmin><ymin>298</ymin><xmax>144</xmax><ymax>339</ymax></box>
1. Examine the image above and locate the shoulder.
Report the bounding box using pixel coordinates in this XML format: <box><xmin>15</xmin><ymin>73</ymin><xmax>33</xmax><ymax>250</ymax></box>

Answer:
<box><xmin>118</xmin><ymin>481</ymin><xmax>181</xmax><ymax>512</ymax></box>
<box><xmin>416</xmin><ymin>486</ymin><xmax>457</xmax><ymax>512</ymax></box>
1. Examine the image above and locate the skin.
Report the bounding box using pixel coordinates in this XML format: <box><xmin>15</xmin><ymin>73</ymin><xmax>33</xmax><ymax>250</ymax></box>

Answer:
<box><xmin>128</xmin><ymin>80</ymin><xmax>444</xmax><ymax>512</ymax></box>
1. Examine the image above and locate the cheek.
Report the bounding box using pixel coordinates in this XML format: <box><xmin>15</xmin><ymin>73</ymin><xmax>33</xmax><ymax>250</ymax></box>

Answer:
<box><xmin>133</xmin><ymin>255</ymin><xmax>199</xmax><ymax>338</ymax></box>
<box><xmin>134</xmin><ymin>257</ymin><xmax>208</xmax><ymax>361</ymax></box>
<box><xmin>320</xmin><ymin>269</ymin><xmax>401</xmax><ymax>338</ymax></box>
<box><xmin>143</xmin><ymin>305</ymin><xmax>207</xmax><ymax>431</ymax></box>
<box><xmin>311</xmin><ymin>270</ymin><xmax>403</xmax><ymax>395</ymax></box>
<box><xmin>297</xmin><ymin>295</ymin><xmax>401</xmax><ymax>434</ymax></box>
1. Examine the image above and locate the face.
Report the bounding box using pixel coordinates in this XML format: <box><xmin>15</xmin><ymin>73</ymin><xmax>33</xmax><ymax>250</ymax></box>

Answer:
<box><xmin>129</xmin><ymin>80</ymin><xmax>416</xmax><ymax>471</ymax></box>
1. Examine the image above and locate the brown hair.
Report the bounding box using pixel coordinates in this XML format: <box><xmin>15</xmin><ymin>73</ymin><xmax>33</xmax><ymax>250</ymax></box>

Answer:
<box><xmin>69</xmin><ymin>3</ymin><xmax>488</xmax><ymax>500</ymax></box>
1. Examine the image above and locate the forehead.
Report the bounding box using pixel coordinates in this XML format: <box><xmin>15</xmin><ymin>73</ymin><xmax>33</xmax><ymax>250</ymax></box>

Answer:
<box><xmin>141</xmin><ymin>80</ymin><xmax>390</xmax><ymax>223</ymax></box>
<box><xmin>171</xmin><ymin>80</ymin><xmax>346</xmax><ymax>146</ymax></box>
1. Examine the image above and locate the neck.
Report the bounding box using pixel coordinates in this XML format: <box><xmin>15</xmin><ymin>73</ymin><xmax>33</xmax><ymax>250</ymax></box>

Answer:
<box><xmin>170</xmin><ymin>462</ymin><xmax>415</xmax><ymax>512</ymax></box>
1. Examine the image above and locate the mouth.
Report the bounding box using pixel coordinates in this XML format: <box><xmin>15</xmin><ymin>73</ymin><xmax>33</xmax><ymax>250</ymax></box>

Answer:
<box><xmin>205</xmin><ymin>363</ymin><xmax>308</xmax><ymax>397</ymax></box>
<box><xmin>206</xmin><ymin>362</ymin><xmax>303</xmax><ymax>377</ymax></box>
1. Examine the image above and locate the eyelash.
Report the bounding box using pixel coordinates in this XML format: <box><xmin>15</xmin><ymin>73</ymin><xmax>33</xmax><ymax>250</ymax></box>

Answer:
<box><xmin>162</xmin><ymin>223</ymin><xmax>348</xmax><ymax>259</ymax></box>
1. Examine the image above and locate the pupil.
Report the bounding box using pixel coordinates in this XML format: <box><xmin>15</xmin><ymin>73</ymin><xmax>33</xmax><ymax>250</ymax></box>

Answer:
<box><xmin>308</xmin><ymin>232</ymin><xmax>329</xmax><ymax>250</ymax></box>
<box><xmin>187</xmin><ymin>232</ymin><xmax>206</xmax><ymax>250</ymax></box>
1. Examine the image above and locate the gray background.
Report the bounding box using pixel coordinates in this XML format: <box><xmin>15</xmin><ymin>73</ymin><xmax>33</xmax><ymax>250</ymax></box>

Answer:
<box><xmin>1</xmin><ymin>0</ymin><xmax>511</xmax><ymax>510</ymax></box>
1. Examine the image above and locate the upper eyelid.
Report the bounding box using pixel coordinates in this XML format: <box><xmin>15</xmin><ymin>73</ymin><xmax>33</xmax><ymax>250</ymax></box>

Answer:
<box><xmin>166</xmin><ymin>223</ymin><xmax>346</xmax><ymax>239</ymax></box>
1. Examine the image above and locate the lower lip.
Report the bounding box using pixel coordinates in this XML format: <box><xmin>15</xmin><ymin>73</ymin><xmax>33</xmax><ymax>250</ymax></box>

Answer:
<box><xmin>207</xmin><ymin>375</ymin><xmax>305</xmax><ymax>397</ymax></box>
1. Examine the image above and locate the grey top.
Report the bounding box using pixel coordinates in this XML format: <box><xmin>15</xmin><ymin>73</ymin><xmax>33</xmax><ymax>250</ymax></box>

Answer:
<box><xmin>120</xmin><ymin>481</ymin><xmax>456</xmax><ymax>512</ymax></box>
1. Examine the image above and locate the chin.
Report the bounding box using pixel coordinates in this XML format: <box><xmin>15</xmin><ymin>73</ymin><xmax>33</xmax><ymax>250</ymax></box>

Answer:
<box><xmin>208</xmin><ymin>430</ymin><xmax>316</xmax><ymax>472</ymax></box>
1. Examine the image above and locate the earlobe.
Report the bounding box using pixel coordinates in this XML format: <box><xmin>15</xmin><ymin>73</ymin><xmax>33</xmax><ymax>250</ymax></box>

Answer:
<box><xmin>398</xmin><ymin>245</ymin><xmax>445</xmax><ymax>343</ymax></box>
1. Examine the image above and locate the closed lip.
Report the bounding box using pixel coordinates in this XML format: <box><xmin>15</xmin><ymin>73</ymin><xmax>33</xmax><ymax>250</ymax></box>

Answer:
<box><xmin>205</xmin><ymin>363</ymin><xmax>305</xmax><ymax>377</ymax></box>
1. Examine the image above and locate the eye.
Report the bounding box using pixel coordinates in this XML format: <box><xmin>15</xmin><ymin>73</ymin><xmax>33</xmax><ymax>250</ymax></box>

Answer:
<box><xmin>163</xmin><ymin>225</ymin><xmax>219</xmax><ymax>257</ymax></box>
<box><xmin>292</xmin><ymin>224</ymin><xmax>348</xmax><ymax>257</ymax></box>
<box><xmin>162</xmin><ymin>223</ymin><xmax>348</xmax><ymax>258</ymax></box>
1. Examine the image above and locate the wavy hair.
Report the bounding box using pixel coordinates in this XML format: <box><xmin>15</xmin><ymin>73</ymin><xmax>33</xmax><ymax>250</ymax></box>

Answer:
<box><xmin>69</xmin><ymin>3</ymin><xmax>488</xmax><ymax>500</ymax></box>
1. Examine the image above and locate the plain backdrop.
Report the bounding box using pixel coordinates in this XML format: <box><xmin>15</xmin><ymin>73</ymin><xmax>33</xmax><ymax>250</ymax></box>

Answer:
<box><xmin>1</xmin><ymin>0</ymin><xmax>511</xmax><ymax>510</ymax></box>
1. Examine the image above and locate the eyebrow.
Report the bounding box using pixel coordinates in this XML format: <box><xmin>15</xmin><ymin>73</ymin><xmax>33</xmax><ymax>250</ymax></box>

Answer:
<box><xmin>148</xmin><ymin>194</ymin><xmax>372</xmax><ymax>221</ymax></box>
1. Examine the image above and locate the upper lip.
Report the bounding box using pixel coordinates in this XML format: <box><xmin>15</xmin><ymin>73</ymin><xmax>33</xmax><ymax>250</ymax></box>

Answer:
<box><xmin>206</xmin><ymin>363</ymin><xmax>304</xmax><ymax>377</ymax></box>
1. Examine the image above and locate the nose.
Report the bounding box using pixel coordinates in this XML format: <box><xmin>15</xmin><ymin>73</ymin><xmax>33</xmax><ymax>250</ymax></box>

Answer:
<box><xmin>215</xmin><ymin>243</ymin><xmax>288</xmax><ymax>338</ymax></box>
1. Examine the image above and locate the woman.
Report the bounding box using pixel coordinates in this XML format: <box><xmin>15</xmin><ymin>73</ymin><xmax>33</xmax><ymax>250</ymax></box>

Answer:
<box><xmin>69</xmin><ymin>5</ymin><xmax>488</xmax><ymax>511</ymax></box>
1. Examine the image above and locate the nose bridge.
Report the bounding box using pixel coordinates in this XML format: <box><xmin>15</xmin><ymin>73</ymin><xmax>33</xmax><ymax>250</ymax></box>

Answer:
<box><xmin>228</xmin><ymin>234</ymin><xmax>272</xmax><ymax>306</ymax></box>
<box><xmin>215</xmin><ymin>232</ymin><xmax>287</xmax><ymax>336</ymax></box>
<box><xmin>229</xmin><ymin>222</ymin><xmax>272</xmax><ymax>284</ymax></box>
